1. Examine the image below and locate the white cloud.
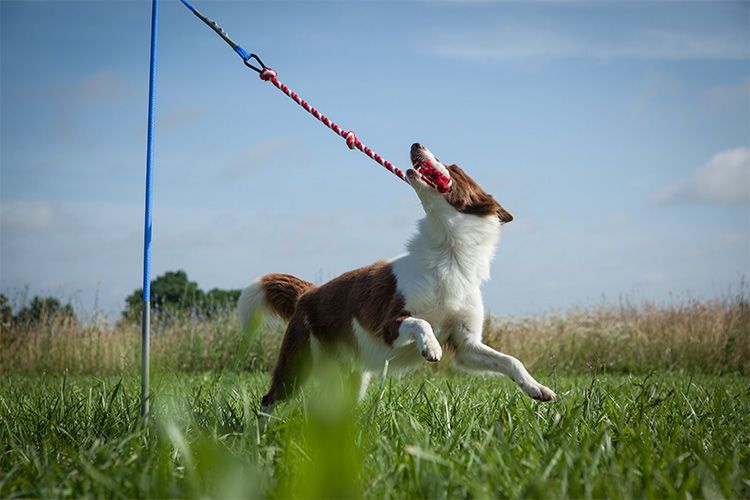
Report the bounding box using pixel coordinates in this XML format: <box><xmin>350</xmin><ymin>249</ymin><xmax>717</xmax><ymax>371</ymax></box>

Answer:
<box><xmin>73</xmin><ymin>71</ymin><xmax>132</xmax><ymax>103</ymax></box>
<box><xmin>652</xmin><ymin>147</ymin><xmax>750</xmax><ymax>205</ymax></box>
<box><xmin>431</xmin><ymin>24</ymin><xmax>749</xmax><ymax>62</ymax></box>
<box><xmin>705</xmin><ymin>76</ymin><xmax>750</xmax><ymax>111</ymax></box>
<box><xmin>629</xmin><ymin>71</ymin><xmax>682</xmax><ymax>117</ymax></box>
<box><xmin>223</xmin><ymin>138</ymin><xmax>304</xmax><ymax>179</ymax></box>
<box><xmin>0</xmin><ymin>201</ymin><xmax>71</xmax><ymax>232</ymax></box>
<box><xmin>158</xmin><ymin>107</ymin><xmax>208</xmax><ymax>129</ymax></box>
<box><xmin>437</xmin><ymin>0</ymin><xmax>631</xmax><ymax>5</ymax></box>
<box><xmin>4</xmin><ymin>70</ymin><xmax>132</xmax><ymax>110</ymax></box>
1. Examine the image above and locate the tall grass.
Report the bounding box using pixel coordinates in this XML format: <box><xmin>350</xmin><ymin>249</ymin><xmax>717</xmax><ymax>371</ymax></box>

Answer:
<box><xmin>485</xmin><ymin>292</ymin><xmax>750</xmax><ymax>374</ymax></box>
<box><xmin>2</xmin><ymin>372</ymin><xmax>749</xmax><ymax>498</ymax></box>
<box><xmin>1</xmin><ymin>290</ymin><xmax>748</xmax><ymax>375</ymax></box>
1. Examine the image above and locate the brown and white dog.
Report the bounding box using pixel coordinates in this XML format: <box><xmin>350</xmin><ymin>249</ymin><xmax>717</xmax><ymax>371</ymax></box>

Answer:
<box><xmin>238</xmin><ymin>143</ymin><xmax>556</xmax><ymax>416</ymax></box>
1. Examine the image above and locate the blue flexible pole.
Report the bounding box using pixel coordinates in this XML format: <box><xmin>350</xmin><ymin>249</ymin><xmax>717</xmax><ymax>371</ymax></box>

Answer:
<box><xmin>141</xmin><ymin>0</ymin><xmax>159</xmax><ymax>420</ymax></box>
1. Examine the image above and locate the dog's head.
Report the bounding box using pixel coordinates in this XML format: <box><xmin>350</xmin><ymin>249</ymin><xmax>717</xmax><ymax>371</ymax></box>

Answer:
<box><xmin>406</xmin><ymin>143</ymin><xmax>513</xmax><ymax>224</ymax></box>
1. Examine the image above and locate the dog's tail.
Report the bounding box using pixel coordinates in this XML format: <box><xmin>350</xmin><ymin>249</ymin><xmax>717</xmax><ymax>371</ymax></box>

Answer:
<box><xmin>237</xmin><ymin>273</ymin><xmax>315</xmax><ymax>332</ymax></box>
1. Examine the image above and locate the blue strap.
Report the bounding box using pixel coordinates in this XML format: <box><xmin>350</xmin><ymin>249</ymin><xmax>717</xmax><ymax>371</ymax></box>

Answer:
<box><xmin>234</xmin><ymin>45</ymin><xmax>251</xmax><ymax>61</ymax></box>
<box><xmin>178</xmin><ymin>0</ymin><xmax>254</xmax><ymax>68</ymax></box>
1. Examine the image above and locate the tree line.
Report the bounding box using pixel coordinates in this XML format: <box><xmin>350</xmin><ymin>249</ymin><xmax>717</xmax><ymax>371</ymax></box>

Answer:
<box><xmin>122</xmin><ymin>270</ymin><xmax>241</xmax><ymax>319</ymax></box>
<box><xmin>0</xmin><ymin>294</ymin><xmax>77</xmax><ymax>330</ymax></box>
<box><xmin>1</xmin><ymin>271</ymin><xmax>241</xmax><ymax>329</ymax></box>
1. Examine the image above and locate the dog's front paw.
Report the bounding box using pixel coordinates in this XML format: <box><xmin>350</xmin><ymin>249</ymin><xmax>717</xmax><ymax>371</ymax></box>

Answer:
<box><xmin>524</xmin><ymin>383</ymin><xmax>556</xmax><ymax>402</ymax></box>
<box><xmin>419</xmin><ymin>338</ymin><xmax>442</xmax><ymax>363</ymax></box>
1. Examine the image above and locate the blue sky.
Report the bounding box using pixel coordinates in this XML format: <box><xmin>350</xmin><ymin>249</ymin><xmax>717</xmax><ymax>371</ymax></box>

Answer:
<box><xmin>1</xmin><ymin>0</ymin><xmax>748</xmax><ymax>319</ymax></box>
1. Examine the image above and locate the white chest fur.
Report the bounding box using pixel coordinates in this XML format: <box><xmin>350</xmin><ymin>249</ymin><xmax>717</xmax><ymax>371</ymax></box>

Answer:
<box><xmin>390</xmin><ymin>211</ymin><xmax>501</xmax><ymax>337</ymax></box>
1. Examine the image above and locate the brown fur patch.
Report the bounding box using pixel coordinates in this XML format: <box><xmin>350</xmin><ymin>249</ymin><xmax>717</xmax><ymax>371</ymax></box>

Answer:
<box><xmin>261</xmin><ymin>262</ymin><xmax>409</xmax><ymax>406</ymax></box>
<box><xmin>297</xmin><ymin>260</ymin><xmax>410</xmax><ymax>348</ymax></box>
<box><xmin>261</xmin><ymin>273</ymin><xmax>315</xmax><ymax>321</ymax></box>
<box><xmin>445</xmin><ymin>164</ymin><xmax>513</xmax><ymax>223</ymax></box>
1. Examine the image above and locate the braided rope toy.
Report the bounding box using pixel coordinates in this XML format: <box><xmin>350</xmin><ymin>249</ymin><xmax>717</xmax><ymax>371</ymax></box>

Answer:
<box><xmin>178</xmin><ymin>0</ymin><xmax>453</xmax><ymax>193</ymax></box>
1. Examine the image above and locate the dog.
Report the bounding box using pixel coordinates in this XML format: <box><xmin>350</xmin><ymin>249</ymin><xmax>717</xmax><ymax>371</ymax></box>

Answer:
<box><xmin>238</xmin><ymin>143</ymin><xmax>556</xmax><ymax>416</ymax></box>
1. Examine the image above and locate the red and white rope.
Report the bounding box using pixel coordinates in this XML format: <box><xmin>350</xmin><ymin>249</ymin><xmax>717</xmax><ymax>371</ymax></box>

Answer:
<box><xmin>260</xmin><ymin>68</ymin><xmax>407</xmax><ymax>183</ymax></box>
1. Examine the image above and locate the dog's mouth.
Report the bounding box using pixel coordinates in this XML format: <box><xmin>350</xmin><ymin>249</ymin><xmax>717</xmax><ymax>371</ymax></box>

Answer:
<box><xmin>408</xmin><ymin>143</ymin><xmax>453</xmax><ymax>194</ymax></box>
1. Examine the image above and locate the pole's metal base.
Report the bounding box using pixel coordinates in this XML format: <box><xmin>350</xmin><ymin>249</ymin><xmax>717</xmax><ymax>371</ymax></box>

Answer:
<box><xmin>141</xmin><ymin>301</ymin><xmax>150</xmax><ymax>419</ymax></box>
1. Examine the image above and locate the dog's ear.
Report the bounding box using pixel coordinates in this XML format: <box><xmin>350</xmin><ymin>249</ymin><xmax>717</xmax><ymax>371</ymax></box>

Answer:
<box><xmin>446</xmin><ymin>164</ymin><xmax>514</xmax><ymax>223</ymax></box>
<box><xmin>497</xmin><ymin>205</ymin><xmax>513</xmax><ymax>224</ymax></box>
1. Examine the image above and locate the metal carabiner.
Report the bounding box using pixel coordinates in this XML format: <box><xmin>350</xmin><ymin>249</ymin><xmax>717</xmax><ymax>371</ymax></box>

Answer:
<box><xmin>243</xmin><ymin>53</ymin><xmax>267</xmax><ymax>74</ymax></box>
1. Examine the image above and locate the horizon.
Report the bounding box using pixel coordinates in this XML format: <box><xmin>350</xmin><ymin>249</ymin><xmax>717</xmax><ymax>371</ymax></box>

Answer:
<box><xmin>2</xmin><ymin>0</ymin><xmax>749</xmax><ymax>320</ymax></box>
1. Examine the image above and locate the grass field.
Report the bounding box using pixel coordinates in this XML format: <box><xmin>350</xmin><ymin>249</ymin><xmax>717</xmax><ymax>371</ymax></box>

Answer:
<box><xmin>3</xmin><ymin>290</ymin><xmax>749</xmax><ymax>376</ymax></box>
<box><xmin>2</xmin><ymin>293</ymin><xmax>748</xmax><ymax>498</ymax></box>
<box><xmin>2</xmin><ymin>371</ymin><xmax>749</xmax><ymax>498</ymax></box>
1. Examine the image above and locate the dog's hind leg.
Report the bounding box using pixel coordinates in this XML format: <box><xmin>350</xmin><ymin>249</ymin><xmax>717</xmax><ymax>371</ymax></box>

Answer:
<box><xmin>261</xmin><ymin>311</ymin><xmax>313</xmax><ymax>415</ymax></box>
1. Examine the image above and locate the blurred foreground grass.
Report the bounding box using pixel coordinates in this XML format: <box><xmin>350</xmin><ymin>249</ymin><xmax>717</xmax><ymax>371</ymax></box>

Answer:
<box><xmin>1</xmin><ymin>371</ymin><xmax>749</xmax><ymax>498</ymax></box>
